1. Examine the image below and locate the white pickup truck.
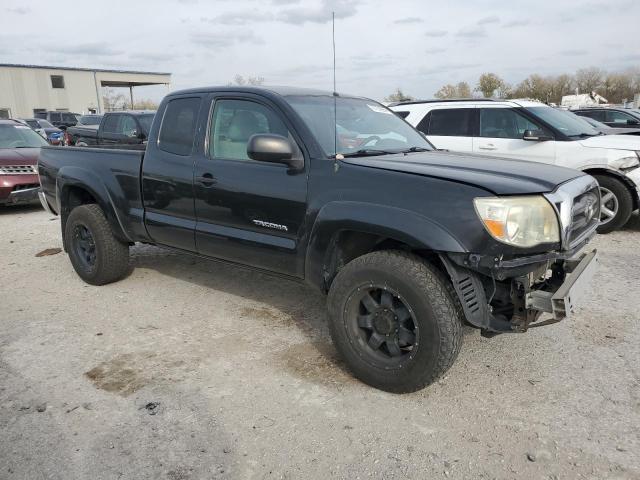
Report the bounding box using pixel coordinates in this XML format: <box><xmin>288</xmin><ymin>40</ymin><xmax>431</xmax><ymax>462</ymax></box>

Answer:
<box><xmin>391</xmin><ymin>99</ymin><xmax>640</xmax><ymax>233</ymax></box>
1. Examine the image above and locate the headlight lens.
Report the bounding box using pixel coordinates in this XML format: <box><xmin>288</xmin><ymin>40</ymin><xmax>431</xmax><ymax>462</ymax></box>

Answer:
<box><xmin>474</xmin><ymin>196</ymin><xmax>560</xmax><ymax>247</ymax></box>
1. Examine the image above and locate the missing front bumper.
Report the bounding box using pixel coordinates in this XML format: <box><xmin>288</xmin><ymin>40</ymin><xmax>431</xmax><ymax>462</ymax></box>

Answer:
<box><xmin>526</xmin><ymin>249</ymin><xmax>598</xmax><ymax>322</ymax></box>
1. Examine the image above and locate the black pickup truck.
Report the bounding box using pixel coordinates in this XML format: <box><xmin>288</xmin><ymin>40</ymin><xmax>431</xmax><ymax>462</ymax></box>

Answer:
<box><xmin>38</xmin><ymin>86</ymin><xmax>599</xmax><ymax>393</ymax></box>
<box><xmin>66</xmin><ymin>110</ymin><xmax>155</xmax><ymax>147</ymax></box>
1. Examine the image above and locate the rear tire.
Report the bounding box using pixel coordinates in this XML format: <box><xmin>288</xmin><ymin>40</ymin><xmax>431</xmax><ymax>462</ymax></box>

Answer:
<box><xmin>594</xmin><ymin>174</ymin><xmax>633</xmax><ymax>234</ymax></box>
<box><xmin>64</xmin><ymin>204</ymin><xmax>130</xmax><ymax>285</ymax></box>
<box><xmin>327</xmin><ymin>250</ymin><xmax>463</xmax><ymax>393</ymax></box>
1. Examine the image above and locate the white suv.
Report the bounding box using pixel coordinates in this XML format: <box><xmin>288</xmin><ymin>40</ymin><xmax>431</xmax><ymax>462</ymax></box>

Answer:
<box><xmin>391</xmin><ymin>99</ymin><xmax>640</xmax><ymax>233</ymax></box>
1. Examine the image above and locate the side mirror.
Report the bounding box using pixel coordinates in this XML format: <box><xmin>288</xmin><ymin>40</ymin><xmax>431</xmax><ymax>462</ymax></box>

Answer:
<box><xmin>247</xmin><ymin>134</ymin><xmax>302</xmax><ymax>169</ymax></box>
<box><xmin>627</xmin><ymin>119</ymin><xmax>640</xmax><ymax>126</ymax></box>
<box><xmin>523</xmin><ymin>129</ymin><xmax>552</xmax><ymax>141</ymax></box>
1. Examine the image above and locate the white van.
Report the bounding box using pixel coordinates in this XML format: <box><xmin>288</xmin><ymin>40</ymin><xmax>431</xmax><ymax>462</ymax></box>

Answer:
<box><xmin>391</xmin><ymin>99</ymin><xmax>640</xmax><ymax>233</ymax></box>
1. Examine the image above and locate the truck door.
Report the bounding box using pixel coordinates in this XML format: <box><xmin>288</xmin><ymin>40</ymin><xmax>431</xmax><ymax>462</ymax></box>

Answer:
<box><xmin>473</xmin><ymin>106</ymin><xmax>556</xmax><ymax>164</ymax></box>
<box><xmin>142</xmin><ymin>96</ymin><xmax>204</xmax><ymax>251</ymax></box>
<box><xmin>192</xmin><ymin>94</ymin><xmax>308</xmax><ymax>278</ymax></box>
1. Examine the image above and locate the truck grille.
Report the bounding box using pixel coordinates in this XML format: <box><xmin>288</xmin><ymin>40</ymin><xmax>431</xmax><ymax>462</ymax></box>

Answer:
<box><xmin>0</xmin><ymin>165</ymin><xmax>37</xmax><ymax>175</ymax></box>
<box><xmin>544</xmin><ymin>176</ymin><xmax>600</xmax><ymax>251</ymax></box>
<box><xmin>567</xmin><ymin>187</ymin><xmax>600</xmax><ymax>248</ymax></box>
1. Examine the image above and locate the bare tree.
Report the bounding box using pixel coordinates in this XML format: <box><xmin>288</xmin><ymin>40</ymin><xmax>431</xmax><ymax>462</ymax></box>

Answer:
<box><xmin>230</xmin><ymin>74</ymin><xmax>265</xmax><ymax>86</ymax></box>
<box><xmin>434</xmin><ymin>82</ymin><xmax>472</xmax><ymax>99</ymax></box>
<box><xmin>385</xmin><ymin>88</ymin><xmax>414</xmax><ymax>103</ymax></box>
<box><xmin>456</xmin><ymin>81</ymin><xmax>472</xmax><ymax>98</ymax></box>
<box><xmin>102</xmin><ymin>88</ymin><xmax>129</xmax><ymax>111</ymax></box>
<box><xmin>476</xmin><ymin>73</ymin><xmax>506</xmax><ymax>98</ymax></box>
<box><xmin>132</xmin><ymin>99</ymin><xmax>159</xmax><ymax>110</ymax></box>
<box><xmin>574</xmin><ymin>67</ymin><xmax>605</xmax><ymax>93</ymax></box>
<box><xmin>433</xmin><ymin>84</ymin><xmax>458</xmax><ymax>99</ymax></box>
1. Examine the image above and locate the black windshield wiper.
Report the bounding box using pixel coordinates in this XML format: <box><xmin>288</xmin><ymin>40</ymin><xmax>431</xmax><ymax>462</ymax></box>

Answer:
<box><xmin>568</xmin><ymin>133</ymin><xmax>599</xmax><ymax>138</ymax></box>
<box><xmin>400</xmin><ymin>146</ymin><xmax>431</xmax><ymax>153</ymax></box>
<box><xmin>339</xmin><ymin>149</ymin><xmax>395</xmax><ymax>158</ymax></box>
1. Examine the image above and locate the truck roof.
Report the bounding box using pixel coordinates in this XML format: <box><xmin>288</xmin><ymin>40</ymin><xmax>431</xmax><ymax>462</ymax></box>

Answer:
<box><xmin>167</xmin><ymin>85</ymin><xmax>362</xmax><ymax>100</ymax></box>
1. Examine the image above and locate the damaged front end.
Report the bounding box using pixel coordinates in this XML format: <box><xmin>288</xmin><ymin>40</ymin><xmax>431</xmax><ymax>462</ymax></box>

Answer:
<box><xmin>443</xmin><ymin>175</ymin><xmax>601</xmax><ymax>334</ymax></box>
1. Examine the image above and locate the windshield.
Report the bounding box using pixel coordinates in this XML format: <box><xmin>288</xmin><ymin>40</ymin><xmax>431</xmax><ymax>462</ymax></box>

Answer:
<box><xmin>138</xmin><ymin>114</ymin><xmax>155</xmax><ymax>135</ymax></box>
<box><xmin>579</xmin><ymin>116</ymin><xmax>608</xmax><ymax>129</ymax></box>
<box><xmin>526</xmin><ymin>106</ymin><xmax>600</xmax><ymax>138</ymax></box>
<box><xmin>78</xmin><ymin>115</ymin><xmax>102</xmax><ymax>125</ymax></box>
<box><xmin>38</xmin><ymin>119</ymin><xmax>55</xmax><ymax>128</ymax></box>
<box><xmin>285</xmin><ymin>95</ymin><xmax>432</xmax><ymax>157</ymax></box>
<box><xmin>0</xmin><ymin>124</ymin><xmax>49</xmax><ymax>148</ymax></box>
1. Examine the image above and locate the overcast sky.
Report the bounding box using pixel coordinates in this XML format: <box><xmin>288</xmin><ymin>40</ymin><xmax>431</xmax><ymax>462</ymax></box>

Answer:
<box><xmin>2</xmin><ymin>0</ymin><xmax>639</xmax><ymax>102</ymax></box>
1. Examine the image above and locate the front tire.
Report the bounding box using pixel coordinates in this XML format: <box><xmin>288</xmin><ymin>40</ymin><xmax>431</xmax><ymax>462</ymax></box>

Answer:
<box><xmin>64</xmin><ymin>204</ymin><xmax>130</xmax><ymax>285</ymax></box>
<box><xmin>327</xmin><ymin>250</ymin><xmax>463</xmax><ymax>393</ymax></box>
<box><xmin>594</xmin><ymin>174</ymin><xmax>633</xmax><ymax>234</ymax></box>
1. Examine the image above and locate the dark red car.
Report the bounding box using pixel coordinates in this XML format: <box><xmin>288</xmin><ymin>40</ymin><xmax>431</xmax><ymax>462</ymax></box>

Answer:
<box><xmin>0</xmin><ymin>119</ymin><xmax>48</xmax><ymax>206</ymax></box>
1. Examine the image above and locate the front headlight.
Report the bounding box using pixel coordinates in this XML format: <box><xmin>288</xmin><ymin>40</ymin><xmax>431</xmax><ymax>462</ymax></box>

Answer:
<box><xmin>474</xmin><ymin>196</ymin><xmax>560</xmax><ymax>248</ymax></box>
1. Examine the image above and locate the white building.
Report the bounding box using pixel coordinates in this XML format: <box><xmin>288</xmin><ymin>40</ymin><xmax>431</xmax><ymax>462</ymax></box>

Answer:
<box><xmin>0</xmin><ymin>64</ymin><xmax>171</xmax><ymax>119</ymax></box>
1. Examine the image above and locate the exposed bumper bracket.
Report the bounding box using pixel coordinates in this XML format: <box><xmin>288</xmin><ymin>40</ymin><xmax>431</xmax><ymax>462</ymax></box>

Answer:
<box><xmin>526</xmin><ymin>249</ymin><xmax>598</xmax><ymax>321</ymax></box>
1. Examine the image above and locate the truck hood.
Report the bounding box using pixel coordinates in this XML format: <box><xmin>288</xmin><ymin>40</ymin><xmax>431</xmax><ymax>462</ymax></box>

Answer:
<box><xmin>0</xmin><ymin>148</ymin><xmax>39</xmax><ymax>166</ymax></box>
<box><xmin>579</xmin><ymin>134</ymin><xmax>640</xmax><ymax>151</ymax></box>
<box><xmin>343</xmin><ymin>150</ymin><xmax>584</xmax><ymax>195</ymax></box>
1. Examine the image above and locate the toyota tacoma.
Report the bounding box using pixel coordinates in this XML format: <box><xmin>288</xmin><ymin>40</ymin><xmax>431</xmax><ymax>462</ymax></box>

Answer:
<box><xmin>38</xmin><ymin>86</ymin><xmax>599</xmax><ymax>393</ymax></box>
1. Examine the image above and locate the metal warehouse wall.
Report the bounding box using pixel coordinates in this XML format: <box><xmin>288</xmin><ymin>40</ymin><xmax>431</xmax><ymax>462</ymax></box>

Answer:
<box><xmin>0</xmin><ymin>66</ymin><xmax>101</xmax><ymax>118</ymax></box>
<box><xmin>0</xmin><ymin>66</ymin><xmax>171</xmax><ymax>118</ymax></box>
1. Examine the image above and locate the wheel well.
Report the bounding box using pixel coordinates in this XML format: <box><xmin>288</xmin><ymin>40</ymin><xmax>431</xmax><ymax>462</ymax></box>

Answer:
<box><xmin>322</xmin><ymin>230</ymin><xmax>446</xmax><ymax>291</ymax></box>
<box><xmin>60</xmin><ymin>186</ymin><xmax>98</xmax><ymax>243</ymax></box>
<box><xmin>583</xmin><ymin>168</ymin><xmax>638</xmax><ymax>210</ymax></box>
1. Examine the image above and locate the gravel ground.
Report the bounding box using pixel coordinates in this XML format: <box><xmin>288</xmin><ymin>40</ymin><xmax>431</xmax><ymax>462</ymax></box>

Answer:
<box><xmin>1</xmin><ymin>205</ymin><xmax>639</xmax><ymax>480</ymax></box>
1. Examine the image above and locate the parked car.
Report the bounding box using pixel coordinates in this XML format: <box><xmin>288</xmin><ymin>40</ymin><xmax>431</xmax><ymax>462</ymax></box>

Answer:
<box><xmin>76</xmin><ymin>114</ymin><xmax>103</xmax><ymax>126</ymax></box>
<box><xmin>34</xmin><ymin>111</ymin><xmax>80</xmax><ymax>129</ymax></box>
<box><xmin>0</xmin><ymin>119</ymin><xmax>48</xmax><ymax>206</ymax></box>
<box><xmin>573</xmin><ymin>107</ymin><xmax>640</xmax><ymax>130</ymax></box>
<box><xmin>576</xmin><ymin>114</ymin><xmax>640</xmax><ymax>136</ymax></box>
<box><xmin>17</xmin><ymin>118</ymin><xmax>65</xmax><ymax>145</ymax></box>
<box><xmin>391</xmin><ymin>99</ymin><xmax>640</xmax><ymax>233</ymax></box>
<box><xmin>39</xmin><ymin>86</ymin><xmax>599</xmax><ymax>393</ymax></box>
<box><xmin>66</xmin><ymin>111</ymin><xmax>154</xmax><ymax>147</ymax></box>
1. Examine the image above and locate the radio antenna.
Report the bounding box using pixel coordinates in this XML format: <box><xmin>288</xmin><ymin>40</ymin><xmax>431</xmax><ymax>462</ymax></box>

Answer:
<box><xmin>332</xmin><ymin>11</ymin><xmax>337</xmax><ymax>94</ymax></box>
<box><xmin>332</xmin><ymin>11</ymin><xmax>342</xmax><ymax>162</ymax></box>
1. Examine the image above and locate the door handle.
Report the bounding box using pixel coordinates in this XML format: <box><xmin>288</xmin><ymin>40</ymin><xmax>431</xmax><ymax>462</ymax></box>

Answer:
<box><xmin>478</xmin><ymin>144</ymin><xmax>497</xmax><ymax>151</ymax></box>
<box><xmin>196</xmin><ymin>173</ymin><xmax>216</xmax><ymax>186</ymax></box>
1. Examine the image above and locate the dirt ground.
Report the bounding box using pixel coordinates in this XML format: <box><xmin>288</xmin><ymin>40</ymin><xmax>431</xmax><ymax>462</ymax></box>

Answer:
<box><xmin>1</xmin><ymin>205</ymin><xmax>639</xmax><ymax>480</ymax></box>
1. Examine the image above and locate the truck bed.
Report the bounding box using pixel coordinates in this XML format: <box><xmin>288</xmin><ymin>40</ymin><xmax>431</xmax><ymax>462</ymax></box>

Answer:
<box><xmin>38</xmin><ymin>146</ymin><xmax>148</xmax><ymax>242</ymax></box>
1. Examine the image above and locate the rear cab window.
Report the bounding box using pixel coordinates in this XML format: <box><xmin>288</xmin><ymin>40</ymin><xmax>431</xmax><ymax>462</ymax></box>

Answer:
<box><xmin>158</xmin><ymin>97</ymin><xmax>201</xmax><ymax>156</ymax></box>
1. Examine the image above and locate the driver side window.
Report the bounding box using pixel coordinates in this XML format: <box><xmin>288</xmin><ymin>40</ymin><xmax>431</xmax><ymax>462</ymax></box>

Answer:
<box><xmin>209</xmin><ymin>99</ymin><xmax>291</xmax><ymax>161</ymax></box>
<box><xmin>479</xmin><ymin>108</ymin><xmax>540</xmax><ymax>139</ymax></box>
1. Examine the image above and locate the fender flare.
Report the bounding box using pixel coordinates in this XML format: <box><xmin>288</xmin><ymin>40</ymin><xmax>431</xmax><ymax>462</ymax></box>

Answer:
<box><xmin>580</xmin><ymin>165</ymin><xmax>639</xmax><ymax>208</ymax></box>
<box><xmin>305</xmin><ymin>201</ymin><xmax>468</xmax><ymax>291</ymax></box>
<box><xmin>56</xmin><ymin>166</ymin><xmax>131</xmax><ymax>243</ymax></box>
